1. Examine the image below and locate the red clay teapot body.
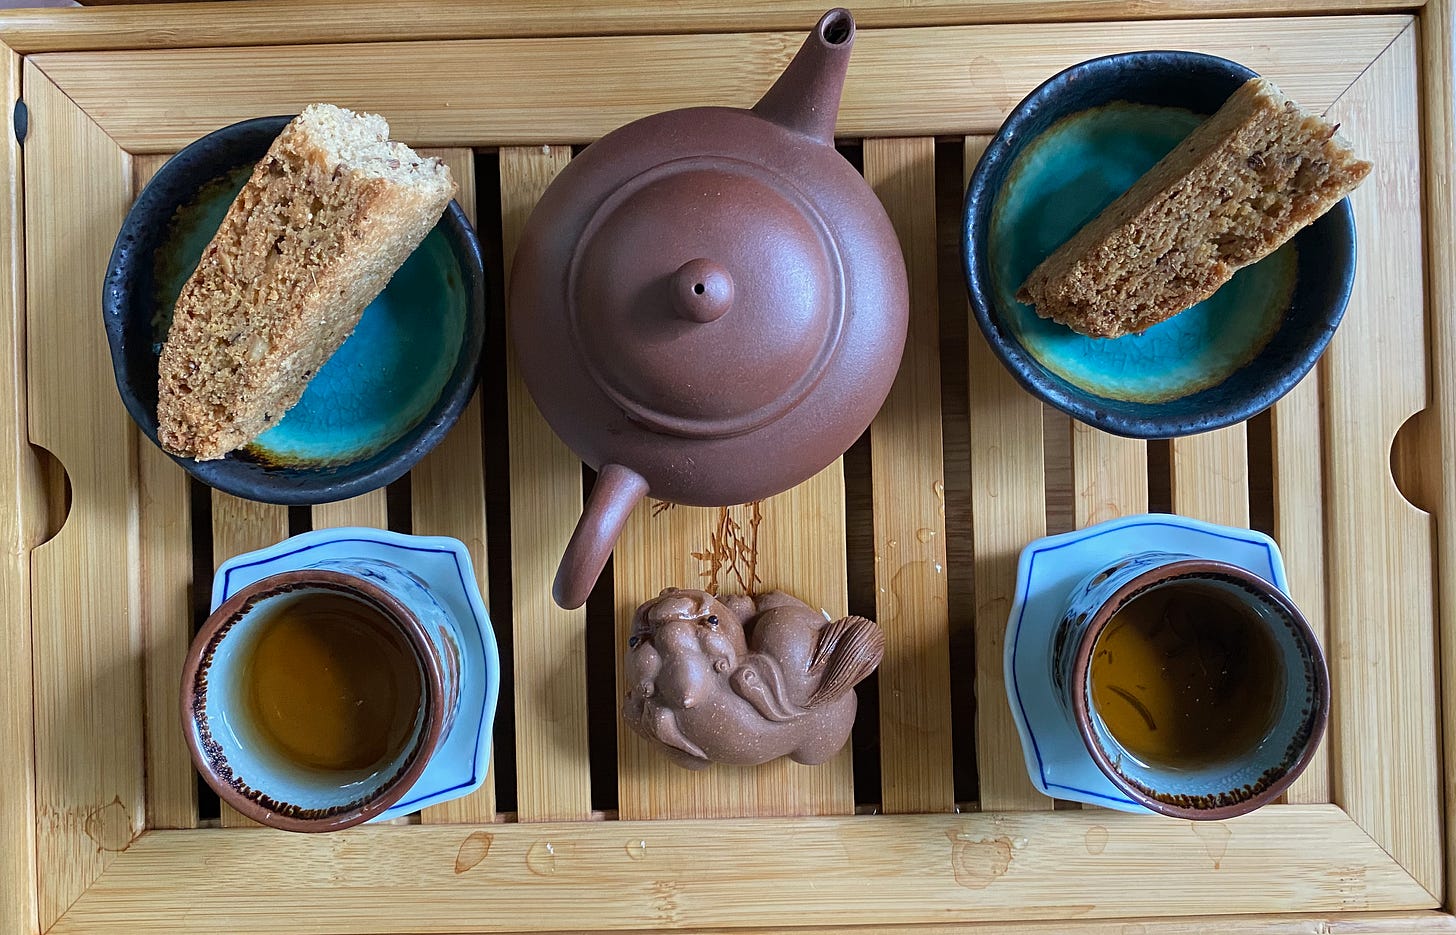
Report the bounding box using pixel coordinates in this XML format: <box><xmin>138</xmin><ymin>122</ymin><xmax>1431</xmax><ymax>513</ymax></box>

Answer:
<box><xmin>509</xmin><ymin>9</ymin><xmax>909</xmax><ymax>609</ymax></box>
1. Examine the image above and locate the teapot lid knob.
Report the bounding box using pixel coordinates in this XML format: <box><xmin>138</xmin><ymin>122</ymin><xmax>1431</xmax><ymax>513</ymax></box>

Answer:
<box><xmin>671</xmin><ymin>259</ymin><xmax>734</xmax><ymax>323</ymax></box>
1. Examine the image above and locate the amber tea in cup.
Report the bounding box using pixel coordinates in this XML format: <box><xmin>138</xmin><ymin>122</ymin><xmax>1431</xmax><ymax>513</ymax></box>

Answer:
<box><xmin>182</xmin><ymin>569</ymin><xmax>447</xmax><ymax>832</ymax></box>
<box><xmin>1054</xmin><ymin>554</ymin><xmax>1329</xmax><ymax>820</ymax></box>
<box><xmin>240</xmin><ymin>591</ymin><xmax>423</xmax><ymax>773</ymax></box>
<box><xmin>1088</xmin><ymin>582</ymin><xmax>1283</xmax><ymax>770</ymax></box>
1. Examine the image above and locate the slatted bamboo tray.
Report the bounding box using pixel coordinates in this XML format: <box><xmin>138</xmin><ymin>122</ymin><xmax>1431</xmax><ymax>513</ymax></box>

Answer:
<box><xmin>1</xmin><ymin>1</ymin><xmax>1454</xmax><ymax>932</ymax></box>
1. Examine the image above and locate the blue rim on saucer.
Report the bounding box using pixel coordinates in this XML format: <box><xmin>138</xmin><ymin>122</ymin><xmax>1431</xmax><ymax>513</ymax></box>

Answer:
<box><xmin>963</xmin><ymin>51</ymin><xmax>1358</xmax><ymax>439</ymax></box>
<box><xmin>1004</xmin><ymin>513</ymin><xmax>1290</xmax><ymax>811</ymax></box>
<box><xmin>103</xmin><ymin>115</ymin><xmax>486</xmax><ymax>504</ymax></box>
<box><xmin>213</xmin><ymin>527</ymin><xmax>500</xmax><ymax>819</ymax></box>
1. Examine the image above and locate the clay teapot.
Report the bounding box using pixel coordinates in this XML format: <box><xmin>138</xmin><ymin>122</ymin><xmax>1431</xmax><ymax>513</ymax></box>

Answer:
<box><xmin>509</xmin><ymin>8</ymin><xmax>909</xmax><ymax>609</ymax></box>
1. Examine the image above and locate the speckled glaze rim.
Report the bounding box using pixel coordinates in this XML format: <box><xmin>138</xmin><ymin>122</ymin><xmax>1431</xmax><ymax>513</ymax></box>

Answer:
<box><xmin>1067</xmin><ymin>559</ymin><xmax>1330</xmax><ymax>821</ymax></box>
<box><xmin>103</xmin><ymin>114</ymin><xmax>487</xmax><ymax>505</ymax></box>
<box><xmin>179</xmin><ymin>569</ymin><xmax>445</xmax><ymax>833</ymax></box>
<box><xmin>961</xmin><ymin>50</ymin><xmax>1358</xmax><ymax>439</ymax></box>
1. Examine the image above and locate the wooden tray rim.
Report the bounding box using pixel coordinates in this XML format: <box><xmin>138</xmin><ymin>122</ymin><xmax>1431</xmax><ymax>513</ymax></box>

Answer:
<box><xmin>1</xmin><ymin>4</ymin><xmax>1453</xmax><ymax>932</ymax></box>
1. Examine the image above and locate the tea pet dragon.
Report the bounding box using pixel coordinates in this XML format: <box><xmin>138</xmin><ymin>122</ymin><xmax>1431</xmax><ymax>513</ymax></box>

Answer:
<box><xmin>623</xmin><ymin>588</ymin><xmax>884</xmax><ymax>769</ymax></box>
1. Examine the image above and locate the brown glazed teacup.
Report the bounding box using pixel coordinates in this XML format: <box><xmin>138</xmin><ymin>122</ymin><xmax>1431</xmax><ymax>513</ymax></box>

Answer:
<box><xmin>1051</xmin><ymin>552</ymin><xmax>1330</xmax><ymax>820</ymax></box>
<box><xmin>181</xmin><ymin>568</ymin><xmax>453</xmax><ymax>832</ymax></box>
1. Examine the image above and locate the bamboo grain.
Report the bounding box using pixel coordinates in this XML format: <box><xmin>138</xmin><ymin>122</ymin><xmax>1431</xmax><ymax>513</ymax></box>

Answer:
<box><xmin>1170</xmin><ymin>425</ymin><xmax>1249</xmax><ymax>527</ymax></box>
<box><xmin>1422</xmin><ymin>0</ymin><xmax>1456</xmax><ymax>912</ymax></box>
<box><xmin>130</xmin><ymin>154</ymin><xmax>198</xmax><ymax>832</ymax></box>
<box><xmin>24</xmin><ymin>16</ymin><xmax>1406</xmax><ymax>153</ymax></box>
<box><xmin>49</xmin><ymin>806</ymin><xmax>1435</xmax><ymax>933</ymax></box>
<box><xmin>0</xmin><ymin>39</ymin><xmax>38</xmax><ymax>935</ymax></box>
<box><xmin>965</xmin><ymin>135</ymin><xmax>1049</xmax><ymax>813</ymax></box>
<box><xmin>613</xmin><ymin>466</ymin><xmax>854</xmax><ymax>819</ymax></box>
<box><xmin>311</xmin><ymin>491</ymin><xmax>387</xmax><ymax>530</ymax></box>
<box><xmin>1272</xmin><ymin>366</ymin><xmax>1331</xmax><ymax>805</ymax></box>
<box><xmin>210</xmin><ymin>492</ymin><xmax>288</xmax><ymax>828</ymax></box>
<box><xmin>863</xmin><ymin>136</ymin><xmax>954</xmax><ymax>814</ymax></box>
<box><xmin>1071</xmin><ymin>423</ymin><xmax>1147</xmax><ymax>529</ymax></box>
<box><xmin>411</xmin><ymin>148</ymin><xmax>497</xmax><ymax>825</ymax></box>
<box><xmin>521</xmin><ymin>913</ymin><xmax>1456</xmax><ymax>935</ymax></box>
<box><xmin>1320</xmin><ymin>24</ymin><xmax>1442</xmax><ymax>899</ymax></box>
<box><xmin>499</xmin><ymin>145</ymin><xmax>593</xmax><ymax>823</ymax></box>
<box><xmin>0</xmin><ymin>0</ymin><xmax>1419</xmax><ymax>54</ymax></box>
<box><xmin>22</xmin><ymin>62</ymin><xmax>144</xmax><ymax>931</ymax></box>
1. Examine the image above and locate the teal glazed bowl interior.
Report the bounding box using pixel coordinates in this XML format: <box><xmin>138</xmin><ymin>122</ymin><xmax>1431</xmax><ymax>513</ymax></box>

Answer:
<box><xmin>103</xmin><ymin>116</ymin><xmax>485</xmax><ymax>504</ymax></box>
<box><xmin>962</xmin><ymin>51</ymin><xmax>1357</xmax><ymax>438</ymax></box>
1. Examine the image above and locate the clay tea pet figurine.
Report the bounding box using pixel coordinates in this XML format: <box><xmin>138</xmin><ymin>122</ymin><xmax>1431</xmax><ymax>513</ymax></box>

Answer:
<box><xmin>622</xmin><ymin>588</ymin><xmax>884</xmax><ymax>769</ymax></box>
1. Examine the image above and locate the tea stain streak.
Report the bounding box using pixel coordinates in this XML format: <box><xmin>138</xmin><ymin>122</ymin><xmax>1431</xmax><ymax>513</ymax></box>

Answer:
<box><xmin>83</xmin><ymin>796</ymin><xmax>134</xmax><ymax>853</ymax></box>
<box><xmin>690</xmin><ymin>501</ymin><xmax>764</xmax><ymax>596</ymax></box>
<box><xmin>453</xmin><ymin>830</ymin><xmax>493</xmax><ymax>874</ymax></box>
<box><xmin>946</xmin><ymin>831</ymin><xmax>1013</xmax><ymax>889</ymax></box>
<box><xmin>1190</xmin><ymin>820</ymin><xmax>1231</xmax><ymax>870</ymax></box>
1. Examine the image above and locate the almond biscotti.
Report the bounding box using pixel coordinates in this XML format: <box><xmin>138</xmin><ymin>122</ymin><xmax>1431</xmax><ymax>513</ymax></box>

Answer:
<box><xmin>1016</xmin><ymin>78</ymin><xmax>1372</xmax><ymax>339</ymax></box>
<box><xmin>157</xmin><ymin>104</ymin><xmax>456</xmax><ymax>460</ymax></box>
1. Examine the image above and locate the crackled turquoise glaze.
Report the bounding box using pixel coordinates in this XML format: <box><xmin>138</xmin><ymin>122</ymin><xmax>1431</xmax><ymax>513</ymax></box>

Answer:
<box><xmin>989</xmin><ymin>102</ymin><xmax>1296</xmax><ymax>403</ymax></box>
<box><xmin>151</xmin><ymin>165</ymin><xmax>467</xmax><ymax>467</ymax></box>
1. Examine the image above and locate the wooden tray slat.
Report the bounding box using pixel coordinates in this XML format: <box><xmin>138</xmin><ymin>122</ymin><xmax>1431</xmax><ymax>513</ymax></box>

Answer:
<box><xmin>23</xmin><ymin>60</ymin><xmax>145</xmax><ymax>931</ymax></box>
<box><xmin>1321</xmin><ymin>24</ymin><xmax>1442</xmax><ymax>900</ymax></box>
<box><xmin>613</xmin><ymin>468</ymin><xmax>855</xmax><ymax>820</ymax></box>
<box><xmin>1065</xmin><ymin>424</ymin><xmax>1145</xmax><ymax>813</ymax></box>
<box><xmin>1170</xmin><ymin>425</ymin><xmax>1249</xmax><ymax>527</ymax></box>
<box><xmin>130</xmin><ymin>154</ymin><xmax>200</xmax><ymax>834</ymax></box>
<box><xmin>23</xmin><ymin>16</ymin><xmax>1409</xmax><ymax>152</ymax></box>
<box><xmin>210</xmin><ymin>490</ymin><xmax>287</xmax><ymax>828</ymax></box>
<box><xmin>499</xmin><ymin>144</ymin><xmax>595</xmax><ymax>823</ymax></box>
<box><xmin>312</xmin><ymin>490</ymin><xmax>387</xmax><ymax>529</ymax></box>
<box><xmin>864</xmin><ymin>136</ymin><xmax>955</xmax><ymax>815</ymax></box>
<box><xmin>1070</xmin><ymin>425</ymin><xmax>1147</xmax><ymax>530</ymax></box>
<box><xmin>964</xmin><ymin>134</ymin><xmax>1049</xmax><ymax>813</ymax></box>
<box><xmin>410</xmin><ymin>147</ymin><xmax>497</xmax><ymax>824</ymax></box>
<box><xmin>46</xmin><ymin>806</ymin><xmax>1437</xmax><ymax>933</ymax></box>
<box><xmin>1272</xmin><ymin>366</ymin><xmax>1332</xmax><ymax>806</ymax></box>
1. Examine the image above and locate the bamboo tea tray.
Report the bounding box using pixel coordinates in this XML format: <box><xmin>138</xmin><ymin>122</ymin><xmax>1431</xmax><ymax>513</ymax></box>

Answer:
<box><xmin>1</xmin><ymin>1</ymin><xmax>1454</xmax><ymax>932</ymax></box>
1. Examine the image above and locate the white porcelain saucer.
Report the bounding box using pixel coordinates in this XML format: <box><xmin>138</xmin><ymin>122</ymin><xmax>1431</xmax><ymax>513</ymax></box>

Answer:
<box><xmin>1003</xmin><ymin>513</ymin><xmax>1289</xmax><ymax>811</ymax></box>
<box><xmin>213</xmin><ymin>527</ymin><xmax>500</xmax><ymax>820</ymax></box>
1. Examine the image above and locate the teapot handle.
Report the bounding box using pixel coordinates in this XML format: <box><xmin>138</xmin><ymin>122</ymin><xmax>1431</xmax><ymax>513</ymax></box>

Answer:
<box><xmin>554</xmin><ymin>463</ymin><xmax>650</xmax><ymax>609</ymax></box>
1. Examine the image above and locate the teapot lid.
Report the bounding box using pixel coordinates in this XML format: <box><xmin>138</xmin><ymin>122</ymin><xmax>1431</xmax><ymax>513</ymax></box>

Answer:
<box><xmin>568</xmin><ymin>155</ymin><xmax>842</xmax><ymax>439</ymax></box>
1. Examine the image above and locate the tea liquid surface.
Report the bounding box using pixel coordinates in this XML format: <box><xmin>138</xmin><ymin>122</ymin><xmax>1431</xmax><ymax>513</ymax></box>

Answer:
<box><xmin>1089</xmin><ymin>582</ymin><xmax>1282</xmax><ymax>769</ymax></box>
<box><xmin>241</xmin><ymin>592</ymin><xmax>421</xmax><ymax>772</ymax></box>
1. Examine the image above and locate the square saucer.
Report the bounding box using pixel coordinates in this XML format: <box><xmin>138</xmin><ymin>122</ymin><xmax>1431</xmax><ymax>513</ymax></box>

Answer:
<box><xmin>213</xmin><ymin>527</ymin><xmax>500</xmax><ymax>820</ymax></box>
<box><xmin>1004</xmin><ymin>513</ymin><xmax>1288</xmax><ymax>811</ymax></box>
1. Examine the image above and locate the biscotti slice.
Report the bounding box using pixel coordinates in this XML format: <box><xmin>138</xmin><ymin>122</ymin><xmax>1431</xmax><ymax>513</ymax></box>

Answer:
<box><xmin>157</xmin><ymin>103</ymin><xmax>456</xmax><ymax>460</ymax></box>
<box><xmin>1016</xmin><ymin>78</ymin><xmax>1372</xmax><ymax>338</ymax></box>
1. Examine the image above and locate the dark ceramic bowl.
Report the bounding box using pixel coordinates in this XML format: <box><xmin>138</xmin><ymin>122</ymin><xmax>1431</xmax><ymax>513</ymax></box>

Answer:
<box><xmin>104</xmin><ymin>116</ymin><xmax>485</xmax><ymax>504</ymax></box>
<box><xmin>962</xmin><ymin>51</ymin><xmax>1357</xmax><ymax>438</ymax></box>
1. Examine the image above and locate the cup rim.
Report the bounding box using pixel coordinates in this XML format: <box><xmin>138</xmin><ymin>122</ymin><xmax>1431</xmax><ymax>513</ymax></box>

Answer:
<box><xmin>1067</xmin><ymin>558</ymin><xmax>1330</xmax><ymax>820</ymax></box>
<box><xmin>180</xmin><ymin>568</ymin><xmax>446</xmax><ymax>832</ymax></box>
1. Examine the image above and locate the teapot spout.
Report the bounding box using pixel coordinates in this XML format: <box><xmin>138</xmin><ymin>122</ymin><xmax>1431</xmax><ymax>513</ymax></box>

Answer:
<box><xmin>752</xmin><ymin>8</ymin><xmax>854</xmax><ymax>145</ymax></box>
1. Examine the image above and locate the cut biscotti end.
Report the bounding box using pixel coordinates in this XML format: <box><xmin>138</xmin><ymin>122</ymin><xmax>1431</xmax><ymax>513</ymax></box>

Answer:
<box><xmin>1016</xmin><ymin>77</ymin><xmax>1372</xmax><ymax>339</ymax></box>
<box><xmin>157</xmin><ymin>104</ymin><xmax>456</xmax><ymax>461</ymax></box>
